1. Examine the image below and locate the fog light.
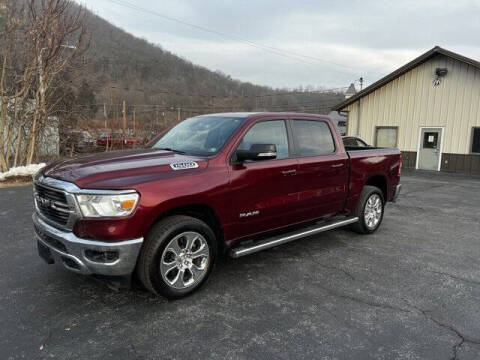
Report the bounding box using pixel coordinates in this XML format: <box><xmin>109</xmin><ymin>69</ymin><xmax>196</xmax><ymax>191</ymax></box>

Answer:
<box><xmin>62</xmin><ymin>257</ymin><xmax>81</xmax><ymax>270</ymax></box>
<box><xmin>85</xmin><ymin>249</ymin><xmax>119</xmax><ymax>263</ymax></box>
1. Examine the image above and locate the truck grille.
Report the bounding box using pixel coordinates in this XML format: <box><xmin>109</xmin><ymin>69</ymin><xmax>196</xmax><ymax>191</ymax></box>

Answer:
<box><xmin>34</xmin><ymin>183</ymin><xmax>71</xmax><ymax>226</ymax></box>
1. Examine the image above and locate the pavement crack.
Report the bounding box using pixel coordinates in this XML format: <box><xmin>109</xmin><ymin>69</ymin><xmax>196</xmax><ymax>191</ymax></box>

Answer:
<box><xmin>403</xmin><ymin>300</ymin><xmax>480</xmax><ymax>360</ymax></box>
<box><xmin>313</xmin><ymin>281</ymin><xmax>411</xmax><ymax>313</ymax></box>
<box><xmin>428</xmin><ymin>270</ymin><xmax>480</xmax><ymax>287</ymax></box>
<box><xmin>274</xmin><ymin>268</ymin><xmax>406</xmax><ymax>315</ymax></box>
<box><xmin>320</xmin><ymin>263</ymin><xmax>356</xmax><ymax>281</ymax></box>
<box><xmin>309</xmin><ymin>258</ymin><xmax>356</xmax><ymax>281</ymax></box>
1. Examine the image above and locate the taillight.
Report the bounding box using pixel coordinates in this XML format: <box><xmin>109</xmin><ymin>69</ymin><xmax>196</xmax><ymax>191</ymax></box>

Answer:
<box><xmin>398</xmin><ymin>154</ymin><xmax>402</xmax><ymax>177</ymax></box>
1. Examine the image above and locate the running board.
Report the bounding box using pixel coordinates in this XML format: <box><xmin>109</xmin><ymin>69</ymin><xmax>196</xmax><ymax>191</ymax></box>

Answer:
<box><xmin>229</xmin><ymin>217</ymin><xmax>359</xmax><ymax>258</ymax></box>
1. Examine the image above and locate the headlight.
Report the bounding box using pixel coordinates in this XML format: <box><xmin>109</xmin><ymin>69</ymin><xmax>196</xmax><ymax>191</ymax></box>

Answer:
<box><xmin>76</xmin><ymin>193</ymin><xmax>139</xmax><ymax>218</ymax></box>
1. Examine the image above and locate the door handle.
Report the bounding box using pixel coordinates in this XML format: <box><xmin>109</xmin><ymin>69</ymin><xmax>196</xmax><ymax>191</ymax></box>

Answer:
<box><xmin>281</xmin><ymin>169</ymin><xmax>297</xmax><ymax>176</ymax></box>
<box><xmin>331</xmin><ymin>164</ymin><xmax>344</xmax><ymax>168</ymax></box>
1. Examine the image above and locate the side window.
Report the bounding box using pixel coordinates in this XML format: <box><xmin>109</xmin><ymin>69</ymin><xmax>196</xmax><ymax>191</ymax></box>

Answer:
<box><xmin>356</xmin><ymin>139</ymin><xmax>368</xmax><ymax>147</ymax></box>
<box><xmin>292</xmin><ymin>120</ymin><xmax>335</xmax><ymax>156</ymax></box>
<box><xmin>237</xmin><ymin>120</ymin><xmax>289</xmax><ymax>159</ymax></box>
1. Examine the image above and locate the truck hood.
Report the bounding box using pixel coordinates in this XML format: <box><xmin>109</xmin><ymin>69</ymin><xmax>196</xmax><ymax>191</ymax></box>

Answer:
<box><xmin>42</xmin><ymin>149</ymin><xmax>208</xmax><ymax>189</ymax></box>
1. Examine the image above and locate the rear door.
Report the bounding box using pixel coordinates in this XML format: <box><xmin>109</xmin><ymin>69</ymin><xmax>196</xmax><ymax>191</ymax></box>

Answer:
<box><xmin>290</xmin><ymin>119</ymin><xmax>349</xmax><ymax>220</ymax></box>
<box><xmin>229</xmin><ymin>119</ymin><xmax>299</xmax><ymax>239</ymax></box>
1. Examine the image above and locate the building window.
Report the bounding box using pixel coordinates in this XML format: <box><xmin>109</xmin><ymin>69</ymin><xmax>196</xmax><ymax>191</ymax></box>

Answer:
<box><xmin>375</xmin><ymin>127</ymin><xmax>398</xmax><ymax>148</ymax></box>
<box><xmin>472</xmin><ymin>127</ymin><xmax>480</xmax><ymax>154</ymax></box>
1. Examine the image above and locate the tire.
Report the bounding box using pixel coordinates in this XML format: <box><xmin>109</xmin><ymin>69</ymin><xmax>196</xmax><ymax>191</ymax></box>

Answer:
<box><xmin>137</xmin><ymin>215</ymin><xmax>217</xmax><ymax>298</ymax></box>
<box><xmin>351</xmin><ymin>185</ymin><xmax>385</xmax><ymax>234</ymax></box>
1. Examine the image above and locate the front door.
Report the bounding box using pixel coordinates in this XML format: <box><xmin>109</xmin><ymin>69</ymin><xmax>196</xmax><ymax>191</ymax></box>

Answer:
<box><xmin>229</xmin><ymin>119</ymin><xmax>299</xmax><ymax>240</ymax></box>
<box><xmin>417</xmin><ymin>128</ymin><xmax>442</xmax><ymax>171</ymax></box>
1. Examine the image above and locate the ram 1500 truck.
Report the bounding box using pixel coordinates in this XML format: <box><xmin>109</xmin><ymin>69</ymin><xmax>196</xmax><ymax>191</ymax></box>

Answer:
<box><xmin>33</xmin><ymin>112</ymin><xmax>402</xmax><ymax>298</ymax></box>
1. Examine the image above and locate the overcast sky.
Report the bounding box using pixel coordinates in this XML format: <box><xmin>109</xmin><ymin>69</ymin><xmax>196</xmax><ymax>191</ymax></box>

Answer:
<box><xmin>76</xmin><ymin>0</ymin><xmax>480</xmax><ymax>90</ymax></box>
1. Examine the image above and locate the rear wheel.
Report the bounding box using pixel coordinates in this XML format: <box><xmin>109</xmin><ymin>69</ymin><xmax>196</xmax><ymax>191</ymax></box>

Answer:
<box><xmin>137</xmin><ymin>215</ymin><xmax>216</xmax><ymax>298</ymax></box>
<box><xmin>351</xmin><ymin>185</ymin><xmax>384</xmax><ymax>234</ymax></box>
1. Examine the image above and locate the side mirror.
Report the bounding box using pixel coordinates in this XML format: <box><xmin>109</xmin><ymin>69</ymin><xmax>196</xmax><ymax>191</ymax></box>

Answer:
<box><xmin>236</xmin><ymin>144</ymin><xmax>277</xmax><ymax>162</ymax></box>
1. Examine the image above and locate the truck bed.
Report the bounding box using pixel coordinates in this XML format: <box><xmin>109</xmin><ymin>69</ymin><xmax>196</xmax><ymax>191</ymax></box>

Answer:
<box><xmin>345</xmin><ymin>147</ymin><xmax>402</xmax><ymax>210</ymax></box>
<box><xmin>344</xmin><ymin>145</ymin><xmax>386</xmax><ymax>151</ymax></box>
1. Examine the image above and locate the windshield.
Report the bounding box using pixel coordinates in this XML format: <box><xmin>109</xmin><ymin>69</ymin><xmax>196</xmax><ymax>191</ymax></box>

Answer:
<box><xmin>152</xmin><ymin>116</ymin><xmax>245</xmax><ymax>156</ymax></box>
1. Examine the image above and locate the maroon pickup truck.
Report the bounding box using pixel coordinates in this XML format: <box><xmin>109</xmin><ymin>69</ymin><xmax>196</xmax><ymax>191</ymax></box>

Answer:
<box><xmin>33</xmin><ymin>112</ymin><xmax>402</xmax><ymax>298</ymax></box>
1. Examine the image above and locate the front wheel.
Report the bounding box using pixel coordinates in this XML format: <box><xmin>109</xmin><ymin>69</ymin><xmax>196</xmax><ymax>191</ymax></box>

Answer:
<box><xmin>351</xmin><ymin>185</ymin><xmax>385</xmax><ymax>234</ymax></box>
<box><xmin>137</xmin><ymin>215</ymin><xmax>217</xmax><ymax>298</ymax></box>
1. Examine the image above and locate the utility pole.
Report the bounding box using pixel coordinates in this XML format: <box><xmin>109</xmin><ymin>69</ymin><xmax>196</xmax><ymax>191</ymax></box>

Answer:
<box><xmin>122</xmin><ymin>100</ymin><xmax>126</xmax><ymax>149</ymax></box>
<box><xmin>107</xmin><ymin>85</ymin><xmax>114</xmax><ymax>151</ymax></box>
<box><xmin>122</xmin><ymin>100</ymin><xmax>126</xmax><ymax>134</ymax></box>
<box><xmin>133</xmin><ymin>105</ymin><xmax>136</xmax><ymax>134</ymax></box>
<box><xmin>111</xmin><ymin>86</ymin><xmax>117</xmax><ymax>152</ymax></box>
<box><xmin>177</xmin><ymin>107</ymin><xmax>181</xmax><ymax>122</ymax></box>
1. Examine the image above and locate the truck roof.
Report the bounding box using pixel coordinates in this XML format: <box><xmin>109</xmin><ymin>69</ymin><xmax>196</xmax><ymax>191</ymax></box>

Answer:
<box><xmin>198</xmin><ymin>112</ymin><xmax>331</xmax><ymax>119</ymax></box>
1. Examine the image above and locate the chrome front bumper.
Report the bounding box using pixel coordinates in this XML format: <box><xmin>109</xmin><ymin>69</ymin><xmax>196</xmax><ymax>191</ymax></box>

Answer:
<box><xmin>33</xmin><ymin>213</ymin><xmax>143</xmax><ymax>276</ymax></box>
<box><xmin>392</xmin><ymin>184</ymin><xmax>402</xmax><ymax>202</ymax></box>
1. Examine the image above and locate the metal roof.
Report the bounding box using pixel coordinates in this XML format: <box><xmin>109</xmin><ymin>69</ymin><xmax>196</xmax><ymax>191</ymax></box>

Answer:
<box><xmin>333</xmin><ymin>46</ymin><xmax>480</xmax><ymax>111</ymax></box>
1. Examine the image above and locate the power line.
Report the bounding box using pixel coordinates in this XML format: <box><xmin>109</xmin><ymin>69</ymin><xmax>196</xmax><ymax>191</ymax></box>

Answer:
<box><xmin>103</xmin><ymin>0</ymin><xmax>363</xmax><ymax>76</ymax></box>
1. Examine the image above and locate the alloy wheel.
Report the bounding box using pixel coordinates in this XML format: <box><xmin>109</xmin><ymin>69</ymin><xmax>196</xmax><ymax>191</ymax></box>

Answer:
<box><xmin>160</xmin><ymin>231</ymin><xmax>210</xmax><ymax>289</ymax></box>
<box><xmin>364</xmin><ymin>193</ymin><xmax>382</xmax><ymax>230</ymax></box>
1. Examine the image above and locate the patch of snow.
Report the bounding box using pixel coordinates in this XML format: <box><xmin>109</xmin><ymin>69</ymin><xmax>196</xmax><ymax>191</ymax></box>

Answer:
<box><xmin>0</xmin><ymin>163</ymin><xmax>46</xmax><ymax>181</ymax></box>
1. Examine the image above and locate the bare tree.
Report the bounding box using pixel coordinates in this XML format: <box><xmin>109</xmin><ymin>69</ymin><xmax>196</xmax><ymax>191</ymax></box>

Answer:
<box><xmin>24</xmin><ymin>0</ymin><xmax>89</xmax><ymax>164</ymax></box>
<box><xmin>0</xmin><ymin>0</ymin><xmax>89</xmax><ymax>171</ymax></box>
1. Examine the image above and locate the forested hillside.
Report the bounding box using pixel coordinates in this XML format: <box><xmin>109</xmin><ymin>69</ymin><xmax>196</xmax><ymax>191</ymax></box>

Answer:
<box><xmin>77</xmin><ymin>5</ymin><xmax>345</xmax><ymax>121</ymax></box>
<box><xmin>0</xmin><ymin>0</ymin><xmax>346</xmax><ymax>171</ymax></box>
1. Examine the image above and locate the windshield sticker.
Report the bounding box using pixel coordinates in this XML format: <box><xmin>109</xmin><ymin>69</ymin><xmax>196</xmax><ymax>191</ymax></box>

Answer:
<box><xmin>170</xmin><ymin>162</ymin><xmax>199</xmax><ymax>170</ymax></box>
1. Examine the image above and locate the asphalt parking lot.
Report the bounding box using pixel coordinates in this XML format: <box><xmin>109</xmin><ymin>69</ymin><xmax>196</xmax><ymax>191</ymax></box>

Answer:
<box><xmin>1</xmin><ymin>170</ymin><xmax>480</xmax><ymax>360</ymax></box>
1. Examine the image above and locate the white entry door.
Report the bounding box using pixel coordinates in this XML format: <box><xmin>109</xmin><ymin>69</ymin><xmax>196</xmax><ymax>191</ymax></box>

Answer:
<box><xmin>417</xmin><ymin>127</ymin><xmax>442</xmax><ymax>171</ymax></box>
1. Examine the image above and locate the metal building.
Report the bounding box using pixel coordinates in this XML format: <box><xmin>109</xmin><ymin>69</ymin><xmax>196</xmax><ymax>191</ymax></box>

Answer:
<box><xmin>334</xmin><ymin>46</ymin><xmax>480</xmax><ymax>174</ymax></box>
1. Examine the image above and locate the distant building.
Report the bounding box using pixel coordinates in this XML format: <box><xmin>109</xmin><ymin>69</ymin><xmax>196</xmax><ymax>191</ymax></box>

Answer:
<box><xmin>344</xmin><ymin>83</ymin><xmax>357</xmax><ymax>99</ymax></box>
<box><xmin>334</xmin><ymin>46</ymin><xmax>480</xmax><ymax>174</ymax></box>
<box><xmin>327</xmin><ymin>83</ymin><xmax>356</xmax><ymax>135</ymax></box>
<box><xmin>0</xmin><ymin>97</ymin><xmax>59</xmax><ymax>159</ymax></box>
<box><xmin>328</xmin><ymin>111</ymin><xmax>346</xmax><ymax>136</ymax></box>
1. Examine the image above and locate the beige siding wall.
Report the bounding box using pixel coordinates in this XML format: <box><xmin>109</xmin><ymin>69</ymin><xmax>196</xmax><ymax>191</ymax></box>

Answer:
<box><xmin>344</xmin><ymin>54</ymin><xmax>480</xmax><ymax>154</ymax></box>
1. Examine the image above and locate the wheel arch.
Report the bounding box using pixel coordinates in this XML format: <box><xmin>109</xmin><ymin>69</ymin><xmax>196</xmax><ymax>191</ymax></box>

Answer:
<box><xmin>364</xmin><ymin>174</ymin><xmax>388</xmax><ymax>200</ymax></box>
<box><xmin>149</xmin><ymin>203</ymin><xmax>226</xmax><ymax>253</ymax></box>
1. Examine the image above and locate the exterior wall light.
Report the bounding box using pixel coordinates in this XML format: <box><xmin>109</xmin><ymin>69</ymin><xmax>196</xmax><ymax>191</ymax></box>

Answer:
<box><xmin>433</xmin><ymin>68</ymin><xmax>448</xmax><ymax>86</ymax></box>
